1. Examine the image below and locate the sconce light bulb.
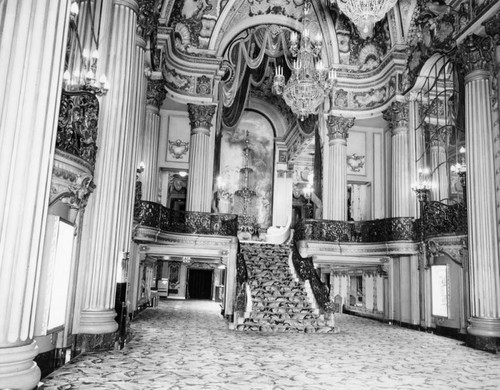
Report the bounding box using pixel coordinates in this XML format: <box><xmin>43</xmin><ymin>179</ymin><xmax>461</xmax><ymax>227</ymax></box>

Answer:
<box><xmin>70</xmin><ymin>2</ymin><xmax>79</xmax><ymax>16</ymax></box>
<box><xmin>63</xmin><ymin>70</ymin><xmax>71</xmax><ymax>83</ymax></box>
<box><xmin>91</xmin><ymin>50</ymin><xmax>99</xmax><ymax>60</ymax></box>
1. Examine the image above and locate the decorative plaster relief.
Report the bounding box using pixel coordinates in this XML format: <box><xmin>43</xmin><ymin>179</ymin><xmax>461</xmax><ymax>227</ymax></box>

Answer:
<box><xmin>168</xmin><ymin>139</ymin><xmax>190</xmax><ymax>159</ymax></box>
<box><xmin>347</xmin><ymin>154</ymin><xmax>366</xmax><ymax>173</ymax></box>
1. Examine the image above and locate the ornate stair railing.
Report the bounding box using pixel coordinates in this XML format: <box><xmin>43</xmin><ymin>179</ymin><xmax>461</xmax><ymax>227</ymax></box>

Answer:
<box><xmin>235</xmin><ymin>249</ymin><xmax>249</xmax><ymax>313</ymax></box>
<box><xmin>294</xmin><ymin>217</ymin><xmax>418</xmax><ymax>243</ymax></box>
<box><xmin>421</xmin><ymin>200</ymin><xmax>467</xmax><ymax>239</ymax></box>
<box><xmin>135</xmin><ymin>200</ymin><xmax>239</xmax><ymax>236</ymax></box>
<box><xmin>291</xmin><ymin>238</ymin><xmax>339</xmax><ymax>314</ymax></box>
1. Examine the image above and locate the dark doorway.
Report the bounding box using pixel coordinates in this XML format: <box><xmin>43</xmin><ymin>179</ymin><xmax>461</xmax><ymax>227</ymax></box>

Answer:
<box><xmin>188</xmin><ymin>269</ymin><xmax>213</xmax><ymax>299</ymax></box>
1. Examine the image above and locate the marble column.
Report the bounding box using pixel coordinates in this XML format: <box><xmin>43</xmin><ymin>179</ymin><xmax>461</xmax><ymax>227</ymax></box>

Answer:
<box><xmin>458</xmin><ymin>34</ymin><xmax>500</xmax><ymax>349</ymax></box>
<box><xmin>383</xmin><ymin>101</ymin><xmax>411</xmax><ymax>217</ymax></box>
<box><xmin>186</xmin><ymin>104</ymin><xmax>217</xmax><ymax>212</ymax></box>
<box><xmin>141</xmin><ymin>78</ymin><xmax>167</xmax><ymax>201</ymax></box>
<box><xmin>0</xmin><ymin>1</ymin><xmax>70</xmax><ymax>388</ymax></box>
<box><xmin>324</xmin><ymin>115</ymin><xmax>355</xmax><ymax>220</ymax></box>
<box><xmin>75</xmin><ymin>0</ymin><xmax>138</xmax><ymax>343</ymax></box>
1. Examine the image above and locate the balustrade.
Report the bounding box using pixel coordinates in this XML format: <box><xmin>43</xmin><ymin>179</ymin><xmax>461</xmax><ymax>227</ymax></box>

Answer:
<box><xmin>135</xmin><ymin>200</ymin><xmax>238</xmax><ymax>236</ymax></box>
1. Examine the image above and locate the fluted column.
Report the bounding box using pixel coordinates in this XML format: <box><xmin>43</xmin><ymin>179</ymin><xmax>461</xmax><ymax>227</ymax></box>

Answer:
<box><xmin>458</xmin><ymin>34</ymin><xmax>500</xmax><ymax>346</ymax></box>
<box><xmin>324</xmin><ymin>115</ymin><xmax>355</xmax><ymax>220</ymax></box>
<box><xmin>0</xmin><ymin>1</ymin><xmax>70</xmax><ymax>388</ymax></box>
<box><xmin>141</xmin><ymin>78</ymin><xmax>167</xmax><ymax>201</ymax></box>
<box><xmin>429</xmin><ymin>125</ymin><xmax>450</xmax><ymax>201</ymax></box>
<box><xmin>75</xmin><ymin>0</ymin><xmax>138</xmax><ymax>339</ymax></box>
<box><xmin>186</xmin><ymin>104</ymin><xmax>217</xmax><ymax>212</ymax></box>
<box><xmin>384</xmin><ymin>101</ymin><xmax>411</xmax><ymax>217</ymax></box>
<box><xmin>406</xmin><ymin>92</ymin><xmax>421</xmax><ymax>217</ymax></box>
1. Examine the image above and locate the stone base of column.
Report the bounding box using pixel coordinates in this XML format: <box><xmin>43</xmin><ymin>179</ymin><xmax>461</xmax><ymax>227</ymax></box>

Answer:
<box><xmin>467</xmin><ymin>317</ymin><xmax>500</xmax><ymax>352</ymax></box>
<box><xmin>0</xmin><ymin>342</ymin><xmax>41</xmax><ymax>390</ymax></box>
<box><xmin>79</xmin><ymin>309</ymin><xmax>119</xmax><ymax>334</ymax></box>
<box><xmin>75</xmin><ymin>332</ymin><xmax>118</xmax><ymax>354</ymax></box>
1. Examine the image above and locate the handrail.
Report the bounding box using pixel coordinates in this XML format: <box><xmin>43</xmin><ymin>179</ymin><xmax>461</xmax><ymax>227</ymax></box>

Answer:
<box><xmin>291</xmin><ymin>236</ymin><xmax>339</xmax><ymax>314</ymax></box>
<box><xmin>135</xmin><ymin>200</ymin><xmax>238</xmax><ymax>237</ymax></box>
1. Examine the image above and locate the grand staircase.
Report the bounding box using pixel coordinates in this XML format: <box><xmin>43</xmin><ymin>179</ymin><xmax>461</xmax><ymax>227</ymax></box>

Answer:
<box><xmin>236</xmin><ymin>242</ymin><xmax>335</xmax><ymax>333</ymax></box>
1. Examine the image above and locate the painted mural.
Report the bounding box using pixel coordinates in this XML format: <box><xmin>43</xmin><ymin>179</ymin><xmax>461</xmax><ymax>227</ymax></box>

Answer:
<box><xmin>218</xmin><ymin>111</ymin><xmax>274</xmax><ymax>230</ymax></box>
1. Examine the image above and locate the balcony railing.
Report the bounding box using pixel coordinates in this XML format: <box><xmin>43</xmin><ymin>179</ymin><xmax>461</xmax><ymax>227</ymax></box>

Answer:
<box><xmin>421</xmin><ymin>201</ymin><xmax>467</xmax><ymax>239</ymax></box>
<box><xmin>135</xmin><ymin>201</ymin><xmax>238</xmax><ymax>237</ymax></box>
<box><xmin>294</xmin><ymin>217</ymin><xmax>418</xmax><ymax>243</ymax></box>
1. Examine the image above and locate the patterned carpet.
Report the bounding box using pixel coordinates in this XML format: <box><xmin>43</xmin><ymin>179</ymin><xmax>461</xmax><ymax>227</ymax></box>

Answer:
<box><xmin>42</xmin><ymin>299</ymin><xmax>500</xmax><ymax>390</ymax></box>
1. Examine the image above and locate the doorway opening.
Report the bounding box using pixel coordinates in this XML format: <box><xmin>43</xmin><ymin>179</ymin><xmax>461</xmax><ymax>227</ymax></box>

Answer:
<box><xmin>188</xmin><ymin>269</ymin><xmax>213</xmax><ymax>300</ymax></box>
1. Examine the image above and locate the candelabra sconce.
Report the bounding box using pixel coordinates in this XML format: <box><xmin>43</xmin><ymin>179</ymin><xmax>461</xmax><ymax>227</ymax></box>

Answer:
<box><xmin>412</xmin><ymin>167</ymin><xmax>431</xmax><ymax>215</ymax></box>
<box><xmin>451</xmin><ymin>146</ymin><xmax>467</xmax><ymax>204</ymax></box>
<box><xmin>303</xmin><ymin>173</ymin><xmax>314</xmax><ymax>218</ymax></box>
<box><xmin>63</xmin><ymin>1</ymin><xmax>110</xmax><ymax>96</ymax></box>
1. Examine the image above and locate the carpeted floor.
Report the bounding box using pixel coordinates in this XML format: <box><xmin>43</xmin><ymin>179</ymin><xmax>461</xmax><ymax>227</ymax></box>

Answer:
<box><xmin>42</xmin><ymin>299</ymin><xmax>500</xmax><ymax>389</ymax></box>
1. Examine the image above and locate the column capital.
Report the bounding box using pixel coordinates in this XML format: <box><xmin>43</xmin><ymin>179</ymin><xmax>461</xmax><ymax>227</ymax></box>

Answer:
<box><xmin>114</xmin><ymin>0</ymin><xmax>139</xmax><ymax>13</ymax></box>
<box><xmin>146</xmin><ymin>78</ymin><xmax>167</xmax><ymax>109</ymax></box>
<box><xmin>426</xmin><ymin>123</ymin><xmax>450</xmax><ymax>148</ymax></box>
<box><xmin>136</xmin><ymin>0</ymin><xmax>160</xmax><ymax>41</ymax></box>
<box><xmin>187</xmin><ymin>104</ymin><xmax>216</xmax><ymax>135</ymax></box>
<box><xmin>326</xmin><ymin>115</ymin><xmax>355</xmax><ymax>141</ymax></box>
<box><xmin>457</xmin><ymin>34</ymin><xmax>494</xmax><ymax>75</ymax></box>
<box><xmin>383</xmin><ymin>101</ymin><xmax>408</xmax><ymax>134</ymax></box>
<box><xmin>484</xmin><ymin>11</ymin><xmax>500</xmax><ymax>46</ymax></box>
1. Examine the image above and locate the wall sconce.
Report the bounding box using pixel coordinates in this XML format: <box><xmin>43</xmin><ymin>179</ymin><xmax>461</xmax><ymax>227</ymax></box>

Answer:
<box><xmin>137</xmin><ymin>162</ymin><xmax>145</xmax><ymax>174</ymax></box>
<box><xmin>63</xmin><ymin>1</ymin><xmax>109</xmax><ymax>96</ymax></box>
<box><xmin>412</xmin><ymin>168</ymin><xmax>431</xmax><ymax>202</ymax></box>
<box><xmin>451</xmin><ymin>146</ymin><xmax>467</xmax><ymax>202</ymax></box>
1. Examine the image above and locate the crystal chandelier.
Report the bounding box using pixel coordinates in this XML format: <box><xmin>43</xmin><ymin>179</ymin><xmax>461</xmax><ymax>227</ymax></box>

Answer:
<box><xmin>335</xmin><ymin>0</ymin><xmax>398</xmax><ymax>39</ymax></box>
<box><xmin>273</xmin><ymin>1</ymin><xmax>335</xmax><ymax>121</ymax></box>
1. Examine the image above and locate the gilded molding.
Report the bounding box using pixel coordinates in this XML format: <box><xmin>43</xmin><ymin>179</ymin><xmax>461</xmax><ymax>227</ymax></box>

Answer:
<box><xmin>146</xmin><ymin>78</ymin><xmax>167</xmax><ymax>108</ymax></box>
<box><xmin>457</xmin><ymin>34</ymin><xmax>494</xmax><ymax>75</ymax></box>
<box><xmin>326</xmin><ymin>115</ymin><xmax>355</xmax><ymax>141</ymax></box>
<box><xmin>187</xmin><ymin>104</ymin><xmax>216</xmax><ymax>134</ymax></box>
<box><xmin>383</xmin><ymin>101</ymin><xmax>408</xmax><ymax>133</ymax></box>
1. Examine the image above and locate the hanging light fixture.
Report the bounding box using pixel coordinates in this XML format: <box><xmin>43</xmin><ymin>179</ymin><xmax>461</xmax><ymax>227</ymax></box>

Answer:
<box><xmin>273</xmin><ymin>1</ymin><xmax>335</xmax><ymax>121</ymax></box>
<box><xmin>334</xmin><ymin>0</ymin><xmax>398</xmax><ymax>39</ymax></box>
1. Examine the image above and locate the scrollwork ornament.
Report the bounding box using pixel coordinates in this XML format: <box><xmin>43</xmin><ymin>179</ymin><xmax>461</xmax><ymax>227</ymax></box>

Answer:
<box><xmin>457</xmin><ymin>34</ymin><xmax>494</xmax><ymax>75</ymax></box>
<box><xmin>187</xmin><ymin>104</ymin><xmax>216</xmax><ymax>134</ymax></box>
<box><xmin>326</xmin><ymin>115</ymin><xmax>355</xmax><ymax>141</ymax></box>
<box><xmin>168</xmin><ymin>139</ymin><xmax>190</xmax><ymax>159</ymax></box>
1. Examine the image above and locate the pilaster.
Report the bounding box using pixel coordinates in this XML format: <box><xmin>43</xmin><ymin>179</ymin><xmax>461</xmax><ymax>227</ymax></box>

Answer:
<box><xmin>186</xmin><ymin>104</ymin><xmax>217</xmax><ymax>212</ymax></box>
<box><xmin>458</xmin><ymin>33</ymin><xmax>500</xmax><ymax>351</ymax></box>
<box><xmin>0</xmin><ymin>0</ymin><xmax>70</xmax><ymax>388</ymax></box>
<box><xmin>324</xmin><ymin>115</ymin><xmax>355</xmax><ymax>220</ymax></box>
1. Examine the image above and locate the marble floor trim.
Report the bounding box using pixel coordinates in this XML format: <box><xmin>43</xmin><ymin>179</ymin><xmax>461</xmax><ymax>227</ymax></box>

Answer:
<box><xmin>42</xmin><ymin>299</ymin><xmax>500</xmax><ymax>389</ymax></box>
